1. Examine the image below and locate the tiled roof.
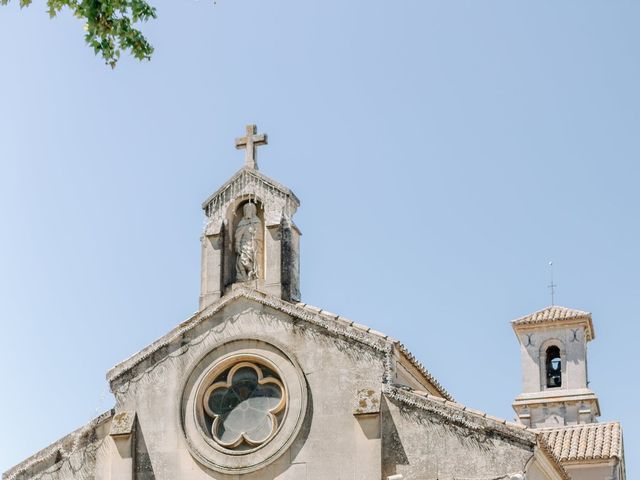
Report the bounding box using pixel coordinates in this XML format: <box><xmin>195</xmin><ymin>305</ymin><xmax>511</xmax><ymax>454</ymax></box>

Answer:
<box><xmin>538</xmin><ymin>422</ymin><xmax>623</xmax><ymax>462</ymax></box>
<box><xmin>511</xmin><ymin>306</ymin><xmax>595</xmax><ymax>340</ymax></box>
<box><xmin>292</xmin><ymin>304</ymin><xmax>453</xmax><ymax>400</ymax></box>
<box><xmin>536</xmin><ymin>436</ymin><xmax>572</xmax><ymax>480</ymax></box>
<box><xmin>396</xmin><ymin>343</ymin><xmax>451</xmax><ymax>401</ymax></box>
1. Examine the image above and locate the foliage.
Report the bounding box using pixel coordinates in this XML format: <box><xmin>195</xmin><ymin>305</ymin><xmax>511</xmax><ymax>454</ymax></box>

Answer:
<box><xmin>1</xmin><ymin>0</ymin><xmax>157</xmax><ymax>68</ymax></box>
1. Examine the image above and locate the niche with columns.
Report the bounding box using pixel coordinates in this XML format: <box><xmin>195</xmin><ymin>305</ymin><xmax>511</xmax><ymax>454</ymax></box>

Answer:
<box><xmin>223</xmin><ymin>196</ymin><xmax>266</xmax><ymax>287</ymax></box>
<box><xmin>199</xmin><ymin>160</ymin><xmax>302</xmax><ymax>308</ymax></box>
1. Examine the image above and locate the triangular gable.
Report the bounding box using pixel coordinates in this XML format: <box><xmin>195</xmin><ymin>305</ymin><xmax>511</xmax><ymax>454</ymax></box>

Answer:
<box><xmin>106</xmin><ymin>286</ymin><xmax>452</xmax><ymax>400</ymax></box>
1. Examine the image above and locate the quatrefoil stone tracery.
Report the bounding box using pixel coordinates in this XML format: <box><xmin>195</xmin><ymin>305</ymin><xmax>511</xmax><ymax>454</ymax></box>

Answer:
<box><xmin>203</xmin><ymin>362</ymin><xmax>286</xmax><ymax>449</ymax></box>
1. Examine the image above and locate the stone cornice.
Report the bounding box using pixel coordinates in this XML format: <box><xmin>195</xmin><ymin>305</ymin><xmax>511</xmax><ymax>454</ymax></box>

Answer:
<box><xmin>513</xmin><ymin>388</ymin><xmax>599</xmax><ymax>403</ymax></box>
<box><xmin>513</xmin><ymin>389</ymin><xmax>601</xmax><ymax>419</ymax></box>
<box><xmin>383</xmin><ymin>384</ymin><xmax>535</xmax><ymax>446</ymax></box>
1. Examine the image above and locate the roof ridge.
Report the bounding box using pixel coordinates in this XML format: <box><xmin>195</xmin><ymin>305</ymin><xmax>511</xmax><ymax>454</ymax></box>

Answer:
<box><xmin>534</xmin><ymin>420</ymin><xmax>621</xmax><ymax>431</ymax></box>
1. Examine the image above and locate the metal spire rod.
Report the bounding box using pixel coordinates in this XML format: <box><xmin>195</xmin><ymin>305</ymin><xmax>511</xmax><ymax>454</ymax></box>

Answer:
<box><xmin>548</xmin><ymin>261</ymin><xmax>557</xmax><ymax>306</ymax></box>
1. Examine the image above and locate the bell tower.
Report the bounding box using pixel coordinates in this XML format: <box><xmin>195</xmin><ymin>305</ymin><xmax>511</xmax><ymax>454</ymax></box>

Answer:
<box><xmin>511</xmin><ymin>306</ymin><xmax>600</xmax><ymax>428</ymax></box>
<box><xmin>199</xmin><ymin>124</ymin><xmax>301</xmax><ymax>309</ymax></box>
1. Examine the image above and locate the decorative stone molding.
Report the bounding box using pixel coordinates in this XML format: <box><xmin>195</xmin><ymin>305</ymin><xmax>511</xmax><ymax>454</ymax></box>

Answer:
<box><xmin>109</xmin><ymin>411</ymin><xmax>136</xmax><ymax>480</ymax></box>
<box><xmin>203</xmin><ymin>167</ymin><xmax>299</xmax><ymax>235</ymax></box>
<box><xmin>201</xmin><ymin>360</ymin><xmax>286</xmax><ymax>449</ymax></box>
<box><xmin>353</xmin><ymin>388</ymin><xmax>381</xmax><ymax>415</ymax></box>
<box><xmin>180</xmin><ymin>339</ymin><xmax>307</xmax><ymax>475</ymax></box>
<box><xmin>109</xmin><ymin>411</ymin><xmax>136</xmax><ymax>438</ymax></box>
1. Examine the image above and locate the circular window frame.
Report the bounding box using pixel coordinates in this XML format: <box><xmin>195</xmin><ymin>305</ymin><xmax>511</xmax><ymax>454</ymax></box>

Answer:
<box><xmin>196</xmin><ymin>354</ymin><xmax>288</xmax><ymax>454</ymax></box>
<box><xmin>180</xmin><ymin>338</ymin><xmax>307</xmax><ymax>474</ymax></box>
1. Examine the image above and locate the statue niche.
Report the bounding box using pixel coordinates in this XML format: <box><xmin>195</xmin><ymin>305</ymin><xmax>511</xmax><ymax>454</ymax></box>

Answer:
<box><xmin>233</xmin><ymin>201</ymin><xmax>263</xmax><ymax>282</ymax></box>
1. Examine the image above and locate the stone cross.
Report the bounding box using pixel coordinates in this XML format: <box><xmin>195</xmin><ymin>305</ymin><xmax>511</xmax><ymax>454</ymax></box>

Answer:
<box><xmin>235</xmin><ymin>124</ymin><xmax>268</xmax><ymax>170</ymax></box>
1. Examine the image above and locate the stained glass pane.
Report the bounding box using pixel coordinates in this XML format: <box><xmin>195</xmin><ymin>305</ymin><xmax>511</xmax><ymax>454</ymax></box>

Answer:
<box><xmin>204</xmin><ymin>362</ymin><xmax>285</xmax><ymax>449</ymax></box>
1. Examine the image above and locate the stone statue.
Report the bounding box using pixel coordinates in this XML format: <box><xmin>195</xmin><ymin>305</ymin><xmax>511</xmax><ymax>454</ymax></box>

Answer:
<box><xmin>235</xmin><ymin>202</ymin><xmax>261</xmax><ymax>282</ymax></box>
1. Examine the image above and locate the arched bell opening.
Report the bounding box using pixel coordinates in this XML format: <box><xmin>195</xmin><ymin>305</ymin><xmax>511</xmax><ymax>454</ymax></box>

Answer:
<box><xmin>545</xmin><ymin>345</ymin><xmax>562</xmax><ymax>388</ymax></box>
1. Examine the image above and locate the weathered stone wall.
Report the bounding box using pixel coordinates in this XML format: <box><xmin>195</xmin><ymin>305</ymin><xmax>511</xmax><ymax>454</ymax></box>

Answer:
<box><xmin>381</xmin><ymin>395</ymin><xmax>535</xmax><ymax>479</ymax></box>
<box><xmin>7</xmin><ymin>296</ymin><xmax>560</xmax><ymax>480</ymax></box>
<box><xmin>4</xmin><ymin>411</ymin><xmax>113</xmax><ymax>480</ymax></box>
<box><xmin>519</xmin><ymin>326</ymin><xmax>589</xmax><ymax>394</ymax></box>
<box><xmin>109</xmin><ymin>297</ymin><xmax>387</xmax><ymax>480</ymax></box>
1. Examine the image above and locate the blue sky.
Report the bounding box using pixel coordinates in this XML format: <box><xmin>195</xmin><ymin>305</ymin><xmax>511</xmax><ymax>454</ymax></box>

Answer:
<box><xmin>1</xmin><ymin>0</ymin><xmax>638</xmax><ymax>476</ymax></box>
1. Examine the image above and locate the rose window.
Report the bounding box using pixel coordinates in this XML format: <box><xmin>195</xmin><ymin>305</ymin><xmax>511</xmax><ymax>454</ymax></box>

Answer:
<box><xmin>202</xmin><ymin>361</ymin><xmax>286</xmax><ymax>449</ymax></box>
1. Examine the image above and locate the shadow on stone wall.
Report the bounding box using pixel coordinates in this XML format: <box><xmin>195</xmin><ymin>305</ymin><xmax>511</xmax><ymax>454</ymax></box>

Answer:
<box><xmin>381</xmin><ymin>396</ymin><xmax>409</xmax><ymax>478</ymax></box>
<box><xmin>135</xmin><ymin>420</ymin><xmax>156</xmax><ymax>480</ymax></box>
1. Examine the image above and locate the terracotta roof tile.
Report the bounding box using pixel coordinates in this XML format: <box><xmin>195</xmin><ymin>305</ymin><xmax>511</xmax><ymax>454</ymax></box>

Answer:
<box><xmin>396</xmin><ymin>343</ymin><xmax>453</xmax><ymax>401</ymax></box>
<box><xmin>537</xmin><ymin>422</ymin><xmax>623</xmax><ymax>462</ymax></box>
<box><xmin>511</xmin><ymin>306</ymin><xmax>595</xmax><ymax>340</ymax></box>
<box><xmin>513</xmin><ymin>305</ymin><xmax>590</xmax><ymax>324</ymax></box>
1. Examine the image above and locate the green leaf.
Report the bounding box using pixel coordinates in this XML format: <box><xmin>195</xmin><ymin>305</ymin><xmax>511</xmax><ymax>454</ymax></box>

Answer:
<box><xmin>2</xmin><ymin>0</ymin><xmax>158</xmax><ymax>67</ymax></box>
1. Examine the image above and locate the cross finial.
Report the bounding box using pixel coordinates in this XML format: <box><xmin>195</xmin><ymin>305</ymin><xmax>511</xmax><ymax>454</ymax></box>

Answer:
<box><xmin>235</xmin><ymin>124</ymin><xmax>268</xmax><ymax>170</ymax></box>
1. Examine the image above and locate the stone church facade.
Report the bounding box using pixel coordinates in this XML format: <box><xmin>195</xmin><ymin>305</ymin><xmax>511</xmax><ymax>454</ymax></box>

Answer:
<box><xmin>4</xmin><ymin>126</ymin><xmax>626</xmax><ymax>480</ymax></box>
